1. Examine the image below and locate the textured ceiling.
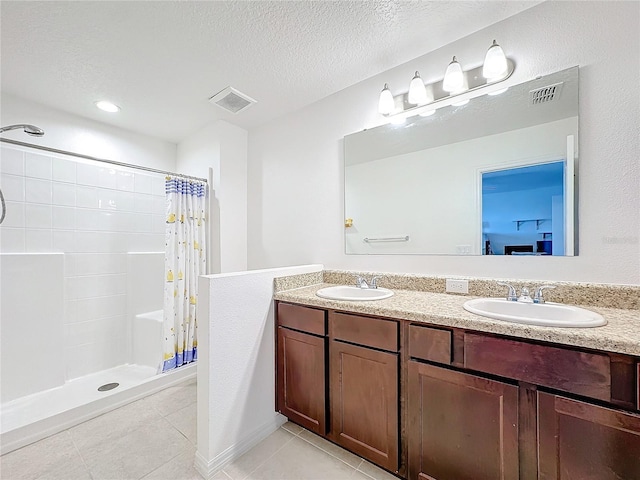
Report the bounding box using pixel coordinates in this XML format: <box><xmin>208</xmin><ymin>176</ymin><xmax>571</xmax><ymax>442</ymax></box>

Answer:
<box><xmin>1</xmin><ymin>1</ymin><xmax>540</xmax><ymax>143</ymax></box>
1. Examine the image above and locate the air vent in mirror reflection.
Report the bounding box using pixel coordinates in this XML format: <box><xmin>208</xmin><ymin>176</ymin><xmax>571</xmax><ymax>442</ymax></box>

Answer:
<box><xmin>529</xmin><ymin>81</ymin><xmax>563</xmax><ymax>105</ymax></box>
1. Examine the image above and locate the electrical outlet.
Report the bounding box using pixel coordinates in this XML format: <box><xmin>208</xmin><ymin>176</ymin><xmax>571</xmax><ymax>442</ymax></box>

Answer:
<box><xmin>456</xmin><ymin>245</ymin><xmax>472</xmax><ymax>255</ymax></box>
<box><xmin>446</xmin><ymin>279</ymin><xmax>469</xmax><ymax>294</ymax></box>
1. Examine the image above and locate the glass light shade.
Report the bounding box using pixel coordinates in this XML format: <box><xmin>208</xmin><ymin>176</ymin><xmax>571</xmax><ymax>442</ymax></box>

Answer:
<box><xmin>378</xmin><ymin>84</ymin><xmax>395</xmax><ymax>115</ymax></box>
<box><xmin>482</xmin><ymin>40</ymin><xmax>508</xmax><ymax>79</ymax></box>
<box><xmin>442</xmin><ymin>57</ymin><xmax>464</xmax><ymax>93</ymax></box>
<box><xmin>408</xmin><ymin>71</ymin><xmax>429</xmax><ymax>105</ymax></box>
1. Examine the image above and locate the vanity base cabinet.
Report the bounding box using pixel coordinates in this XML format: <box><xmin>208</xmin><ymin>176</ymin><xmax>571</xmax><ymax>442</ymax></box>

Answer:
<box><xmin>407</xmin><ymin>361</ymin><xmax>519</xmax><ymax>480</ymax></box>
<box><xmin>537</xmin><ymin>392</ymin><xmax>640</xmax><ymax>480</ymax></box>
<box><xmin>276</xmin><ymin>327</ymin><xmax>327</xmax><ymax>435</ymax></box>
<box><xmin>329</xmin><ymin>340</ymin><xmax>399</xmax><ymax>472</ymax></box>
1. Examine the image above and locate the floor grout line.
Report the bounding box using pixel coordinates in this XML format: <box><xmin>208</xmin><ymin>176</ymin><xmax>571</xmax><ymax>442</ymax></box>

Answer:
<box><xmin>293</xmin><ymin>428</ymin><xmax>369</xmax><ymax>473</ymax></box>
<box><xmin>219</xmin><ymin>470</ymin><xmax>233</xmax><ymax>480</ymax></box>
<box><xmin>237</xmin><ymin>429</ymin><xmax>297</xmax><ymax>480</ymax></box>
<box><xmin>67</xmin><ymin>430</ymin><xmax>95</xmax><ymax>480</ymax></box>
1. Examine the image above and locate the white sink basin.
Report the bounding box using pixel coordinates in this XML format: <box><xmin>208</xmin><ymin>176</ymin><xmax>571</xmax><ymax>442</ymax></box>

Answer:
<box><xmin>316</xmin><ymin>286</ymin><xmax>394</xmax><ymax>301</ymax></box>
<box><xmin>463</xmin><ymin>298</ymin><xmax>607</xmax><ymax>328</ymax></box>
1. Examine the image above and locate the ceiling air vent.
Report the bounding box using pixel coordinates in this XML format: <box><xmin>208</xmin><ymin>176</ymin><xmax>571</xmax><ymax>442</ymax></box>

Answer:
<box><xmin>529</xmin><ymin>82</ymin><xmax>563</xmax><ymax>106</ymax></box>
<box><xmin>209</xmin><ymin>87</ymin><xmax>257</xmax><ymax>114</ymax></box>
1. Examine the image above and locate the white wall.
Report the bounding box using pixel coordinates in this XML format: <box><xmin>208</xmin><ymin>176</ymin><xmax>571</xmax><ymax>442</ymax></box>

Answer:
<box><xmin>1</xmin><ymin>93</ymin><xmax>176</xmax><ymax>171</ymax></box>
<box><xmin>247</xmin><ymin>1</ymin><xmax>640</xmax><ymax>285</ymax></box>
<box><xmin>195</xmin><ymin>264</ymin><xmax>323</xmax><ymax>478</ymax></box>
<box><xmin>177</xmin><ymin>120</ymin><xmax>248</xmax><ymax>273</ymax></box>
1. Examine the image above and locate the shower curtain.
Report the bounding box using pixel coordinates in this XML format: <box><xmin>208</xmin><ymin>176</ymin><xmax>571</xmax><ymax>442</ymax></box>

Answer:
<box><xmin>162</xmin><ymin>177</ymin><xmax>207</xmax><ymax>372</ymax></box>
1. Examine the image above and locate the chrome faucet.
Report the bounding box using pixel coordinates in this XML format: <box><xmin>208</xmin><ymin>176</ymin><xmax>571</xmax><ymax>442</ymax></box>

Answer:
<box><xmin>498</xmin><ymin>282</ymin><xmax>556</xmax><ymax>303</ymax></box>
<box><xmin>533</xmin><ymin>285</ymin><xmax>556</xmax><ymax>304</ymax></box>
<box><xmin>518</xmin><ymin>287</ymin><xmax>533</xmax><ymax>303</ymax></box>
<box><xmin>355</xmin><ymin>275</ymin><xmax>381</xmax><ymax>289</ymax></box>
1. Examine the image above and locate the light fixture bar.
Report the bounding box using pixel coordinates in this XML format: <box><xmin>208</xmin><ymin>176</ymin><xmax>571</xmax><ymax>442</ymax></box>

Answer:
<box><xmin>385</xmin><ymin>59</ymin><xmax>514</xmax><ymax>119</ymax></box>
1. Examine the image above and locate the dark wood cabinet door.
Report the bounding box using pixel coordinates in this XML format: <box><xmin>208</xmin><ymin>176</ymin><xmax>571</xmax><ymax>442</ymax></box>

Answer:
<box><xmin>277</xmin><ymin>327</ymin><xmax>326</xmax><ymax>435</ymax></box>
<box><xmin>407</xmin><ymin>361</ymin><xmax>519</xmax><ymax>480</ymax></box>
<box><xmin>538</xmin><ymin>392</ymin><xmax>640</xmax><ymax>480</ymax></box>
<box><xmin>330</xmin><ymin>340</ymin><xmax>399</xmax><ymax>472</ymax></box>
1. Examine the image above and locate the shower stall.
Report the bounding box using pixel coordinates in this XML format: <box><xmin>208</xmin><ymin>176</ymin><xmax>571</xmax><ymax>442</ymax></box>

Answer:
<box><xmin>0</xmin><ymin>134</ymin><xmax>205</xmax><ymax>454</ymax></box>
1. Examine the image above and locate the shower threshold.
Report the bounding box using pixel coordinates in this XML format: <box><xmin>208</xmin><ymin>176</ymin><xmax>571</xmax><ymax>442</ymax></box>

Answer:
<box><xmin>0</xmin><ymin>362</ymin><xmax>196</xmax><ymax>455</ymax></box>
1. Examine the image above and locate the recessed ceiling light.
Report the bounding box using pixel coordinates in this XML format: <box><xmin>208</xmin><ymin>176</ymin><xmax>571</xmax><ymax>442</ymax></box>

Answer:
<box><xmin>95</xmin><ymin>101</ymin><xmax>120</xmax><ymax>113</ymax></box>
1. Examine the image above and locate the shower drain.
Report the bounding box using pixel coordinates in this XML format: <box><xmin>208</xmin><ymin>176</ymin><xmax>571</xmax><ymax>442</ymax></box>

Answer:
<box><xmin>97</xmin><ymin>382</ymin><xmax>119</xmax><ymax>392</ymax></box>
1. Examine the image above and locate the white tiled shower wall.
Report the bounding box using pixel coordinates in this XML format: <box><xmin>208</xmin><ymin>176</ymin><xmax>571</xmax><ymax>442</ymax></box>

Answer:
<box><xmin>0</xmin><ymin>144</ymin><xmax>165</xmax><ymax>379</ymax></box>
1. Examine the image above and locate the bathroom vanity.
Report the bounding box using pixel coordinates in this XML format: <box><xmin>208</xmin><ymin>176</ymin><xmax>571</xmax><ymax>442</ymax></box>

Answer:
<box><xmin>274</xmin><ymin>283</ymin><xmax>640</xmax><ymax>480</ymax></box>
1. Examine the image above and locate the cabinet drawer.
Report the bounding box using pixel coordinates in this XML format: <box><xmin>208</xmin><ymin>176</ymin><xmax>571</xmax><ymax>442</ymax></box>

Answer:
<box><xmin>408</xmin><ymin>325</ymin><xmax>451</xmax><ymax>364</ymax></box>
<box><xmin>278</xmin><ymin>303</ymin><xmax>326</xmax><ymax>336</ymax></box>
<box><xmin>464</xmin><ymin>333</ymin><xmax>612</xmax><ymax>401</ymax></box>
<box><xmin>330</xmin><ymin>312</ymin><xmax>398</xmax><ymax>352</ymax></box>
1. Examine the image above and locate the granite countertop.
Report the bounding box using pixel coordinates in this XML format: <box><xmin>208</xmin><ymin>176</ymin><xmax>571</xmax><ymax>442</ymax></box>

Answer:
<box><xmin>274</xmin><ymin>283</ymin><xmax>640</xmax><ymax>357</ymax></box>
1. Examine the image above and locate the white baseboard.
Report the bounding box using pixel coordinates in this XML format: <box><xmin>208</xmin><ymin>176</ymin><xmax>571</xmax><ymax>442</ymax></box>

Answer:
<box><xmin>194</xmin><ymin>413</ymin><xmax>287</xmax><ymax>479</ymax></box>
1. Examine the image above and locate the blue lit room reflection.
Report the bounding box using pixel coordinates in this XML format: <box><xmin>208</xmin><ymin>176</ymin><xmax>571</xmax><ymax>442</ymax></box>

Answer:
<box><xmin>482</xmin><ymin>162</ymin><xmax>565</xmax><ymax>256</ymax></box>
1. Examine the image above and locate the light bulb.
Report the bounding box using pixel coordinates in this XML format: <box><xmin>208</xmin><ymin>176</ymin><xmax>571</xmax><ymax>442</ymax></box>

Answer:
<box><xmin>482</xmin><ymin>40</ymin><xmax>508</xmax><ymax>79</ymax></box>
<box><xmin>488</xmin><ymin>87</ymin><xmax>509</xmax><ymax>96</ymax></box>
<box><xmin>95</xmin><ymin>100</ymin><xmax>120</xmax><ymax>113</ymax></box>
<box><xmin>378</xmin><ymin>84</ymin><xmax>395</xmax><ymax>115</ymax></box>
<box><xmin>419</xmin><ymin>109</ymin><xmax>436</xmax><ymax>117</ymax></box>
<box><xmin>443</xmin><ymin>56</ymin><xmax>464</xmax><ymax>93</ymax></box>
<box><xmin>408</xmin><ymin>71</ymin><xmax>429</xmax><ymax>105</ymax></box>
<box><xmin>452</xmin><ymin>99</ymin><xmax>469</xmax><ymax>107</ymax></box>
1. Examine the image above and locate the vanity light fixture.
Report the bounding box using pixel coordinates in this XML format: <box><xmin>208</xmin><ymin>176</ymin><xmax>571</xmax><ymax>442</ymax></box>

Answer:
<box><xmin>95</xmin><ymin>100</ymin><xmax>120</xmax><ymax>113</ymax></box>
<box><xmin>376</xmin><ymin>40</ymin><xmax>514</xmax><ymax>119</ymax></box>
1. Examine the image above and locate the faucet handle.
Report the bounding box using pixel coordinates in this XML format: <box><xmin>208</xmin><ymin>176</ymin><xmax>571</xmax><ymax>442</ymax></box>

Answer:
<box><xmin>354</xmin><ymin>275</ymin><xmax>368</xmax><ymax>289</ymax></box>
<box><xmin>369</xmin><ymin>276</ymin><xmax>382</xmax><ymax>289</ymax></box>
<box><xmin>497</xmin><ymin>282</ymin><xmax>518</xmax><ymax>301</ymax></box>
<box><xmin>534</xmin><ymin>285</ymin><xmax>556</xmax><ymax>304</ymax></box>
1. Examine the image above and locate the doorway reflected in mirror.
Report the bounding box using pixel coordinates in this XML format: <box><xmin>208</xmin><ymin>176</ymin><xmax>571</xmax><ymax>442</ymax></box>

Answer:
<box><xmin>482</xmin><ymin>161</ymin><xmax>565</xmax><ymax>255</ymax></box>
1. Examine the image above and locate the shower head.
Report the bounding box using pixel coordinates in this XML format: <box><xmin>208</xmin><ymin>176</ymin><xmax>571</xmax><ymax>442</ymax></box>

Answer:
<box><xmin>0</xmin><ymin>124</ymin><xmax>45</xmax><ymax>137</ymax></box>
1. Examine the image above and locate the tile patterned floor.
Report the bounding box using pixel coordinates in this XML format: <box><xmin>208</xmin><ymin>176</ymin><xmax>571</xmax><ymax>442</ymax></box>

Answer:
<box><xmin>0</xmin><ymin>379</ymin><xmax>398</xmax><ymax>480</ymax></box>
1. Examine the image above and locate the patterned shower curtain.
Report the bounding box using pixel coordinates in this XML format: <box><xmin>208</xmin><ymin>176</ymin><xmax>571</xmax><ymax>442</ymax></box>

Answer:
<box><xmin>162</xmin><ymin>177</ymin><xmax>207</xmax><ymax>372</ymax></box>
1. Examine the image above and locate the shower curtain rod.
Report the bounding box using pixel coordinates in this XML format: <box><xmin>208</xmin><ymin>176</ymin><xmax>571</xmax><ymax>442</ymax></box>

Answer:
<box><xmin>0</xmin><ymin>138</ymin><xmax>208</xmax><ymax>183</ymax></box>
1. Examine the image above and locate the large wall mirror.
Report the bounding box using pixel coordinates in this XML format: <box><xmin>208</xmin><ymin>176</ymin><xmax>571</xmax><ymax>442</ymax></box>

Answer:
<box><xmin>344</xmin><ymin>66</ymin><xmax>579</xmax><ymax>256</ymax></box>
